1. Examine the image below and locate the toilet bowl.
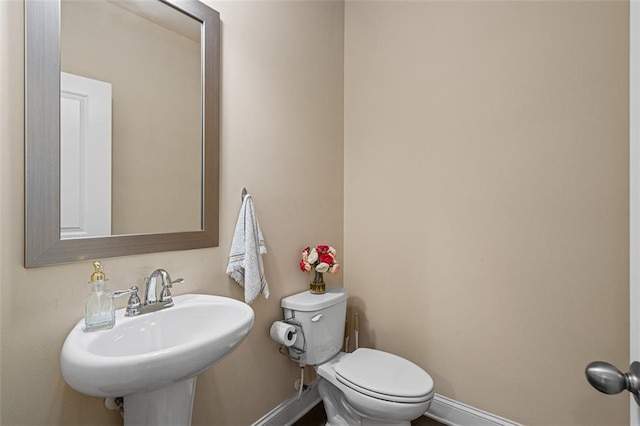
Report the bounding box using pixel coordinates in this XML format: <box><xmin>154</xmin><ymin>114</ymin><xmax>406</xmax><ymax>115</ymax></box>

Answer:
<box><xmin>276</xmin><ymin>287</ymin><xmax>434</xmax><ymax>426</ymax></box>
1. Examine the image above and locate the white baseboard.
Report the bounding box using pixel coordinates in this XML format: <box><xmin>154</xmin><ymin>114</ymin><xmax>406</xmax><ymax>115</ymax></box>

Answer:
<box><xmin>253</xmin><ymin>385</ymin><xmax>521</xmax><ymax>426</ymax></box>
<box><xmin>425</xmin><ymin>394</ymin><xmax>522</xmax><ymax>426</ymax></box>
<box><xmin>252</xmin><ymin>380</ymin><xmax>321</xmax><ymax>426</ymax></box>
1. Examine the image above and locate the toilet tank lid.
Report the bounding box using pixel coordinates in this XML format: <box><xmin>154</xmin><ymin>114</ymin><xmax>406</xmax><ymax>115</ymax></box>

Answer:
<box><xmin>281</xmin><ymin>286</ymin><xmax>348</xmax><ymax>311</ymax></box>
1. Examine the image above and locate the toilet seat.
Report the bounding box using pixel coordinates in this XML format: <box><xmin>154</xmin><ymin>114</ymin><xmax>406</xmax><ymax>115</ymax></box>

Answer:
<box><xmin>334</xmin><ymin>348</ymin><xmax>434</xmax><ymax>404</ymax></box>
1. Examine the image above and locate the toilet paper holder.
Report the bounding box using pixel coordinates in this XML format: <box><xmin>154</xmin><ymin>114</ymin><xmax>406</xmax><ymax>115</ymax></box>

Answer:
<box><xmin>271</xmin><ymin>318</ymin><xmax>307</xmax><ymax>362</ymax></box>
<box><xmin>270</xmin><ymin>321</ymin><xmax>297</xmax><ymax>347</ymax></box>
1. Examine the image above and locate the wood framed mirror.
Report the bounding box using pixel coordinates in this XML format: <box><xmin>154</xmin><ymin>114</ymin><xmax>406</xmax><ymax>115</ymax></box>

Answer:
<box><xmin>25</xmin><ymin>0</ymin><xmax>220</xmax><ymax>267</ymax></box>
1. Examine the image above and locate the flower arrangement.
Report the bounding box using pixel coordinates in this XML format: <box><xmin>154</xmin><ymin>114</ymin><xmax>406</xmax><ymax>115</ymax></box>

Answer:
<box><xmin>300</xmin><ymin>245</ymin><xmax>340</xmax><ymax>275</ymax></box>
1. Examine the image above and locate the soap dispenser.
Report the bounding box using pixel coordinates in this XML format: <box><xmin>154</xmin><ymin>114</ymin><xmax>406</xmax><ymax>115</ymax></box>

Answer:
<box><xmin>84</xmin><ymin>261</ymin><xmax>115</xmax><ymax>331</ymax></box>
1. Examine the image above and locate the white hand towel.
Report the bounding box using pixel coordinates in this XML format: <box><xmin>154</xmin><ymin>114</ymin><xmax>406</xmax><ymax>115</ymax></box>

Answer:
<box><xmin>226</xmin><ymin>194</ymin><xmax>269</xmax><ymax>304</ymax></box>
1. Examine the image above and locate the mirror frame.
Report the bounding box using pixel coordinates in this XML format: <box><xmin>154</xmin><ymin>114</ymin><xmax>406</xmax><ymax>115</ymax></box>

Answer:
<box><xmin>25</xmin><ymin>0</ymin><xmax>220</xmax><ymax>267</ymax></box>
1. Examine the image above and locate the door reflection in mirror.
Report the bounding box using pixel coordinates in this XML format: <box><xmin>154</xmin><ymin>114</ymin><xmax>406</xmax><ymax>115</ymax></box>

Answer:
<box><xmin>60</xmin><ymin>72</ymin><xmax>112</xmax><ymax>239</ymax></box>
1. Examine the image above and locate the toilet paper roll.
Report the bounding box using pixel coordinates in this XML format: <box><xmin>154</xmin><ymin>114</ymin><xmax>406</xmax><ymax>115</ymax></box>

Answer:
<box><xmin>270</xmin><ymin>321</ymin><xmax>297</xmax><ymax>347</ymax></box>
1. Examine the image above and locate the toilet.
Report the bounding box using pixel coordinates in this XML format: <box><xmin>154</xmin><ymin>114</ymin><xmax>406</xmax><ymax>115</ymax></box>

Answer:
<box><xmin>278</xmin><ymin>287</ymin><xmax>434</xmax><ymax>426</ymax></box>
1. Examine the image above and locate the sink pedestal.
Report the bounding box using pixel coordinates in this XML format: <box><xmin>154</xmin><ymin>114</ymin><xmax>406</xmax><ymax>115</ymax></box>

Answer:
<box><xmin>124</xmin><ymin>377</ymin><xmax>197</xmax><ymax>426</ymax></box>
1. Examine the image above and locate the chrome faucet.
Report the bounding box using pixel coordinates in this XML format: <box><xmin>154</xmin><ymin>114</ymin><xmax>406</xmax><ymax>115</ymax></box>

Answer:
<box><xmin>120</xmin><ymin>269</ymin><xmax>184</xmax><ymax>317</ymax></box>
<box><xmin>144</xmin><ymin>268</ymin><xmax>184</xmax><ymax>307</ymax></box>
<box><xmin>145</xmin><ymin>269</ymin><xmax>171</xmax><ymax>305</ymax></box>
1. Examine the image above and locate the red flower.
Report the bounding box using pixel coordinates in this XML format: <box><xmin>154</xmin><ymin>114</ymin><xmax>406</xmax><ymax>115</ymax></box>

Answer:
<box><xmin>319</xmin><ymin>254</ymin><xmax>334</xmax><ymax>265</ymax></box>
<box><xmin>316</xmin><ymin>245</ymin><xmax>330</xmax><ymax>254</ymax></box>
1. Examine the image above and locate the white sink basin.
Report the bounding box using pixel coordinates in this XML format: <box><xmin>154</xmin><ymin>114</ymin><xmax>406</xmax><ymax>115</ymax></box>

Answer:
<box><xmin>60</xmin><ymin>293</ymin><xmax>254</xmax><ymax>424</ymax></box>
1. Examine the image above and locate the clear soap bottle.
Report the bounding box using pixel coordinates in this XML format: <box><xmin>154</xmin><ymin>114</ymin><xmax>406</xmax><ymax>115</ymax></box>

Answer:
<box><xmin>84</xmin><ymin>261</ymin><xmax>115</xmax><ymax>331</ymax></box>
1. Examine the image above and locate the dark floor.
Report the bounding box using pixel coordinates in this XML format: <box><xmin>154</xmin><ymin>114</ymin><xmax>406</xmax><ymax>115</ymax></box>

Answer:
<box><xmin>293</xmin><ymin>402</ymin><xmax>445</xmax><ymax>426</ymax></box>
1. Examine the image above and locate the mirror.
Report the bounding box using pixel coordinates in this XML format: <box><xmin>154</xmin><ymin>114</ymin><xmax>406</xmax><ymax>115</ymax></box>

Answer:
<box><xmin>25</xmin><ymin>0</ymin><xmax>220</xmax><ymax>267</ymax></box>
<box><xmin>60</xmin><ymin>0</ymin><xmax>204</xmax><ymax>239</ymax></box>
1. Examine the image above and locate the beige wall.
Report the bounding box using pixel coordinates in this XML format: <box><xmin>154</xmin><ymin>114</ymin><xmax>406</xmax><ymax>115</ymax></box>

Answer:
<box><xmin>1</xmin><ymin>0</ymin><xmax>344</xmax><ymax>424</ymax></box>
<box><xmin>61</xmin><ymin>0</ymin><xmax>202</xmax><ymax>235</ymax></box>
<box><xmin>1</xmin><ymin>0</ymin><xmax>631</xmax><ymax>424</ymax></box>
<box><xmin>344</xmin><ymin>1</ymin><xmax>629</xmax><ymax>425</ymax></box>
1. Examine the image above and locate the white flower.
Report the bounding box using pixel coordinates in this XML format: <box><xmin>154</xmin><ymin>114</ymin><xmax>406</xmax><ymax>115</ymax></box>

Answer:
<box><xmin>307</xmin><ymin>248</ymin><xmax>318</xmax><ymax>264</ymax></box>
<box><xmin>315</xmin><ymin>262</ymin><xmax>330</xmax><ymax>273</ymax></box>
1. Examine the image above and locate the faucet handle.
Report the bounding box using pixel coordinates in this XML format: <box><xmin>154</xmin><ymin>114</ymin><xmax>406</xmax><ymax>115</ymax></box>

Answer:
<box><xmin>112</xmin><ymin>286</ymin><xmax>141</xmax><ymax>317</ymax></box>
<box><xmin>159</xmin><ymin>278</ymin><xmax>184</xmax><ymax>304</ymax></box>
<box><xmin>112</xmin><ymin>286</ymin><xmax>137</xmax><ymax>298</ymax></box>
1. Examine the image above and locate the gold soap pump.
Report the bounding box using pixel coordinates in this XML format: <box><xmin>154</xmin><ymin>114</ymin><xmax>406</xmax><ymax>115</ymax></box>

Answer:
<box><xmin>84</xmin><ymin>261</ymin><xmax>115</xmax><ymax>331</ymax></box>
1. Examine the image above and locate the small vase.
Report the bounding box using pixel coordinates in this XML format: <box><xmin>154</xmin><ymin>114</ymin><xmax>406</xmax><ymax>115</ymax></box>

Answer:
<box><xmin>310</xmin><ymin>270</ymin><xmax>326</xmax><ymax>294</ymax></box>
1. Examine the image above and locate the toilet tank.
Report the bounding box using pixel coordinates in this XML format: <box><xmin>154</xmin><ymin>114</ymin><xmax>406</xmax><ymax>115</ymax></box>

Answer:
<box><xmin>281</xmin><ymin>287</ymin><xmax>348</xmax><ymax>366</ymax></box>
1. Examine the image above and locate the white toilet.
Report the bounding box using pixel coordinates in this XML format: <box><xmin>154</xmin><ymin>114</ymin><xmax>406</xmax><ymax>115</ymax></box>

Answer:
<box><xmin>279</xmin><ymin>287</ymin><xmax>434</xmax><ymax>426</ymax></box>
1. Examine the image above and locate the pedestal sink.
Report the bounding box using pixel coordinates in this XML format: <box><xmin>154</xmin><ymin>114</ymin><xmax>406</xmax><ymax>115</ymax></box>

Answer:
<box><xmin>60</xmin><ymin>294</ymin><xmax>254</xmax><ymax>425</ymax></box>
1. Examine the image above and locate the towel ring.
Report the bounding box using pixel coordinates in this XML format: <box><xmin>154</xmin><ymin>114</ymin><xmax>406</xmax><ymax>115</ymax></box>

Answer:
<box><xmin>241</xmin><ymin>188</ymin><xmax>248</xmax><ymax>201</ymax></box>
